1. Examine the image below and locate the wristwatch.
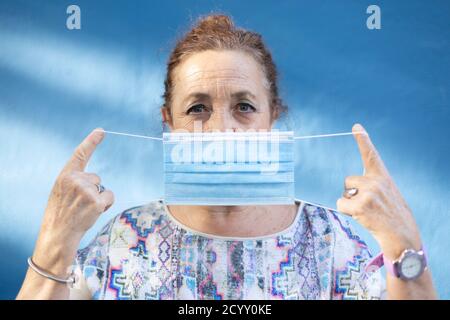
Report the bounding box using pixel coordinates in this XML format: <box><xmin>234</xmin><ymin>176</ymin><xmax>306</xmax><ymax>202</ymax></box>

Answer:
<box><xmin>366</xmin><ymin>247</ymin><xmax>428</xmax><ymax>280</ymax></box>
<box><xmin>385</xmin><ymin>248</ymin><xmax>427</xmax><ymax>280</ymax></box>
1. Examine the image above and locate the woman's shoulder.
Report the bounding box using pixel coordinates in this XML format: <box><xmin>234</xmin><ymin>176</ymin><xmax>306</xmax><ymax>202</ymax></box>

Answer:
<box><xmin>73</xmin><ymin>200</ymin><xmax>168</xmax><ymax>298</ymax></box>
<box><xmin>76</xmin><ymin>199</ymin><xmax>168</xmax><ymax>264</ymax></box>
<box><xmin>300</xmin><ymin>201</ymin><xmax>385</xmax><ymax>299</ymax></box>
<box><xmin>112</xmin><ymin>199</ymin><xmax>169</xmax><ymax>236</ymax></box>
<box><xmin>300</xmin><ymin>200</ymin><xmax>369</xmax><ymax>249</ymax></box>
<box><xmin>299</xmin><ymin>201</ymin><xmax>375</xmax><ymax>271</ymax></box>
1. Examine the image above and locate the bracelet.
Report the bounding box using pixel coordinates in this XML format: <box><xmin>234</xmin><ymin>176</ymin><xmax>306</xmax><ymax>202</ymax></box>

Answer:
<box><xmin>27</xmin><ymin>257</ymin><xmax>76</xmax><ymax>287</ymax></box>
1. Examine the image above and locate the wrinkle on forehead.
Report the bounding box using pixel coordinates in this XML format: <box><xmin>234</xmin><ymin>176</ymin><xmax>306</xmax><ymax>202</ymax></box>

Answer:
<box><xmin>174</xmin><ymin>68</ymin><xmax>251</xmax><ymax>89</ymax></box>
<box><xmin>184</xmin><ymin>78</ymin><xmax>257</xmax><ymax>91</ymax></box>
<box><xmin>184</xmin><ymin>68</ymin><xmax>250</xmax><ymax>79</ymax></box>
<box><xmin>174</xmin><ymin>57</ymin><xmax>270</xmax><ymax>88</ymax></box>
<box><xmin>175</xmin><ymin>73</ymin><xmax>270</xmax><ymax>95</ymax></box>
<box><xmin>171</xmin><ymin>51</ymin><xmax>271</xmax><ymax>107</ymax></box>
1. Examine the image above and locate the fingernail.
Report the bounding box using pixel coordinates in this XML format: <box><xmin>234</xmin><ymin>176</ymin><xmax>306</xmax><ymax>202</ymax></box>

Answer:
<box><xmin>353</xmin><ymin>123</ymin><xmax>365</xmax><ymax>133</ymax></box>
<box><xmin>93</xmin><ymin>128</ymin><xmax>105</xmax><ymax>143</ymax></box>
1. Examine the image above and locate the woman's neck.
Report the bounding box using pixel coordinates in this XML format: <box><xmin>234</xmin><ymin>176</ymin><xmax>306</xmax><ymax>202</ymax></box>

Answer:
<box><xmin>166</xmin><ymin>203</ymin><xmax>300</xmax><ymax>238</ymax></box>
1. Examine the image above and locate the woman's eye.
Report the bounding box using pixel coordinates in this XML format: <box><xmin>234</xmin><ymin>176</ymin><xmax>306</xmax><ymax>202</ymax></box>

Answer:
<box><xmin>236</xmin><ymin>103</ymin><xmax>256</xmax><ymax>113</ymax></box>
<box><xmin>187</xmin><ymin>104</ymin><xmax>208</xmax><ymax>114</ymax></box>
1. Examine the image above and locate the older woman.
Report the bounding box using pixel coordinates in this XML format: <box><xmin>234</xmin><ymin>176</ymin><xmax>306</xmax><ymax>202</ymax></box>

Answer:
<box><xmin>17</xmin><ymin>14</ymin><xmax>436</xmax><ymax>300</ymax></box>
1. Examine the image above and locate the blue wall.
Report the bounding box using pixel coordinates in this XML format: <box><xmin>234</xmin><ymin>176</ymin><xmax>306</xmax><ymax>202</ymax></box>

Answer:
<box><xmin>0</xmin><ymin>0</ymin><xmax>449</xmax><ymax>299</ymax></box>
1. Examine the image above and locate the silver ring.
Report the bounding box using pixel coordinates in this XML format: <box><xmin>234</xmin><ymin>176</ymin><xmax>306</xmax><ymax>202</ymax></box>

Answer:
<box><xmin>343</xmin><ymin>187</ymin><xmax>358</xmax><ymax>199</ymax></box>
<box><xmin>96</xmin><ymin>183</ymin><xmax>105</xmax><ymax>194</ymax></box>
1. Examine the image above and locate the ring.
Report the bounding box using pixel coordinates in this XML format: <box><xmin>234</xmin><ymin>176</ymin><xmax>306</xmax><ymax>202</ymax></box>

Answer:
<box><xmin>343</xmin><ymin>187</ymin><xmax>358</xmax><ymax>199</ymax></box>
<box><xmin>95</xmin><ymin>183</ymin><xmax>105</xmax><ymax>194</ymax></box>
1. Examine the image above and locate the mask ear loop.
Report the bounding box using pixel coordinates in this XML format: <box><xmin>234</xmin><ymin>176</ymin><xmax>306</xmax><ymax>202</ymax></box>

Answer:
<box><xmin>92</xmin><ymin>128</ymin><xmax>164</xmax><ymax>207</ymax></box>
<box><xmin>95</xmin><ymin>129</ymin><xmax>163</xmax><ymax>141</ymax></box>
<box><xmin>292</xmin><ymin>129</ymin><xmax>366</xmax><ymax>213</ymax></box>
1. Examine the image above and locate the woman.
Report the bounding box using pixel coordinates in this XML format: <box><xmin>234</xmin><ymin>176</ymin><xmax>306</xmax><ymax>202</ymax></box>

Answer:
<box><xmin>17</xmin><ymin>14</ymin><xmax>437</xmax><ymax>300</ymax></box>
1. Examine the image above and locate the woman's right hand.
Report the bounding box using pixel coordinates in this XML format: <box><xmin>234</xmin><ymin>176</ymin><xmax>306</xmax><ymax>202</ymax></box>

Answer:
<box><xmin>31</xmin><ymin>128</ymin><xmax>114</xmax><ymax>279</ymax></box>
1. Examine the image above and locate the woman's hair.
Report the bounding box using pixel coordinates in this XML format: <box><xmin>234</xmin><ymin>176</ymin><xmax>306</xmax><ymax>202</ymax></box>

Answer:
<box><xmin>162</xmin><ymin>13</ymin><xmax>287</xmax><ymax>120</ymax></box>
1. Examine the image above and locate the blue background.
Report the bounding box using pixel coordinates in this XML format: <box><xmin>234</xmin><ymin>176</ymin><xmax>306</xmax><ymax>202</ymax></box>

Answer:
<box><xmin>0</xmin><ymin>0</ymin><xmax>448</xmax><ymax>299</ymax></box>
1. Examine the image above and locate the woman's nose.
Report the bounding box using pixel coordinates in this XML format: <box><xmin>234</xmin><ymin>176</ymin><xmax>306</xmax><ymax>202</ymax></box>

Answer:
<box><xmin>204</xmin><ymin>108</ymin><xmax>238</xmax><ymax>132</ymax></box>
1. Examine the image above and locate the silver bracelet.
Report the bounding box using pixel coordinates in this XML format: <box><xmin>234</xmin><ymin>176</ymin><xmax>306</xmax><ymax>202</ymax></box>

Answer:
<box><xmin>27</xmin><ymin>257</ymin><xmax>76</xmax><ymax>287</ymax></box>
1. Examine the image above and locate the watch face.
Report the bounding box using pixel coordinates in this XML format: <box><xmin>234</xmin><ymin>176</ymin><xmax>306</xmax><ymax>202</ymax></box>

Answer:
<box><xmin>399</xmin><ymin>254</ymin><xmax>423</xmax><ymax>279</ymax></box>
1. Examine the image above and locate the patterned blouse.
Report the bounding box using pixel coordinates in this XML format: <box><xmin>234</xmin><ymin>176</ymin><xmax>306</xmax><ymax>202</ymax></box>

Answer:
<box><xmin>70</xmin><ymin>199</ymin><xmax>386</xmax><ymax>300</ymax></box>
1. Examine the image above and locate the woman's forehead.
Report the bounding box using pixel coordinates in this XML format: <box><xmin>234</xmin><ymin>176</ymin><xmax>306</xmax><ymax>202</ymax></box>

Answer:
<box><xmin>173</xmin><ymin>50</ymin><xmax>268</xmax><ymax>92</ymax></box>
<box><xmin>179</xmin><ymin>73</ymin><xmax>259</xmax><ymax>96</ymax></box>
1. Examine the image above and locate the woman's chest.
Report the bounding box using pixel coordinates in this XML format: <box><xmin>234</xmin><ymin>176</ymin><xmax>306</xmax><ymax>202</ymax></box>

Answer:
<box><xmin>101</xmin><ymin>228</ymin><xmax>330</xmax><ymax>300</ymax></box>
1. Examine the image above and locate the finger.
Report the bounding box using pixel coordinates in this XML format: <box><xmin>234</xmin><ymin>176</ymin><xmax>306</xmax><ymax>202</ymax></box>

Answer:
<box><xmin>336</xmin><ymin>197</ymin><xmax>357</xmax><ymax>216</ymax></box>
<box><xmin>352</xmin><ymin>123</ymin><xmax>387</xmax><ymax>176</ymax></box>
<box><xmin>98</xmin><ymin>190</ymin><xmax>114</xmax><ymax>212</ymax></box>
<box><xmin>344</xmin><ymin>175</ymin><xmax>369</xmax><ymax>189</ymax></box>
<box><xmin>65</xmin><ymin>128</ymin><xmax>105</xmax><ymax>172</ymax></box>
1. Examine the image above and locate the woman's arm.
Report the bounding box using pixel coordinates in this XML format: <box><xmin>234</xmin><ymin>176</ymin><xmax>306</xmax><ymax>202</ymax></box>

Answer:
<box><xmin>17</xmin><ymin>233</ymin><xmax>79</xmax><ymax>299</ymax></box>
<box><xmin>386</xmin><ymin>268</ymin><xmax>436</xmax><ymax>299</ymax></box>
<box><xmin>337</xmin><ymin>124</ymin><xmax>437</xmax><ymax>300</ymax></box>
<box><xmin>378</xmin><ymin>231</ymin><xmax>436</xmax><ymax>299</ymax></box>
<box><xmin>17</xmin><ymin>129</ymin><xmax>114</xmax><ymax>300</ymax></box>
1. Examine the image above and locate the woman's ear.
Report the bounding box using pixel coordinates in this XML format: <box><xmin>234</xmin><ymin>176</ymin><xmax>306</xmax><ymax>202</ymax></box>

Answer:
<box><xmin>270</xmin><ymin>105</ymin><xmax>281</xmax><ymax>124</ymax></box>
<box><xmin>161</xmin><ymin>106</ymin><xmax>173</xmax><ymax>130</ymax></box>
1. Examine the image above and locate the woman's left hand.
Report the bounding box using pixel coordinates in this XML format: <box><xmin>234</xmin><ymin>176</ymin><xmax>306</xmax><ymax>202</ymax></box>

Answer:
<box><xmin>337</xmin><ymin>123</ymin><xmax>422</xmax><ymax>261</ymax></box>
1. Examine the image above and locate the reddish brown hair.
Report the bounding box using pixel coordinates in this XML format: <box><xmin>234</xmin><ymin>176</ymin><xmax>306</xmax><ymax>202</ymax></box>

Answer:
<box><xmin>162</xmin><ymin>13</ymin><xmax>287</xmax><ymax>121</ymax></box>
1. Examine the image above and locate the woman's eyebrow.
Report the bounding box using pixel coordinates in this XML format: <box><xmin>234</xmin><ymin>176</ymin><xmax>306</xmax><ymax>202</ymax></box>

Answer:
<box><xmin>182</xmin><ymin>90</ymin><xmax>257</xmax><ymax>105</ymax></box>
<box><xmin>232</xmin><ymin>90</ymin><xmax>257</xmax><ymax>101</ymax></box>
<box><xmin>182</xmin><ymin>92</ymin><xmax>210</xmax><ymax>105</ymax></box>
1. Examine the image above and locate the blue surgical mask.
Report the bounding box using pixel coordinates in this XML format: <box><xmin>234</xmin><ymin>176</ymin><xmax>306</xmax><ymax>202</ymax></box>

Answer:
<box><xmin>163</xmin><ymin>131</ymin><xmax>295</xmax><ymax>205</ymax></box>
<box><xmin>98</xmin><ymin>128</ymin><xmax>362</xmax><ymax>209</ymax></box>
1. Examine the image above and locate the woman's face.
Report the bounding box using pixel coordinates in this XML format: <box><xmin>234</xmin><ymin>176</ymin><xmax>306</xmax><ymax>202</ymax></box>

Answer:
<box><xmin>163</xmin><ymin>50</ymin><xmax>275</xmax><ymax>132</ymax></box>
